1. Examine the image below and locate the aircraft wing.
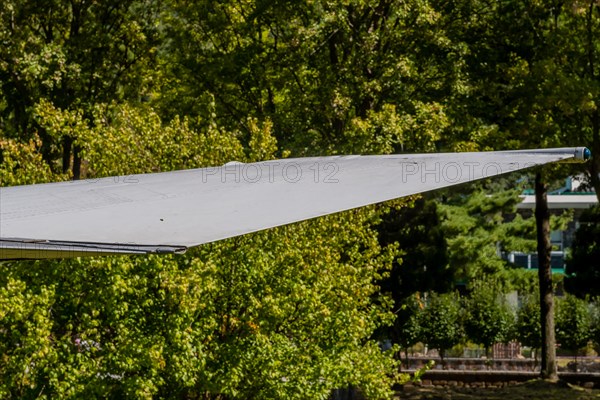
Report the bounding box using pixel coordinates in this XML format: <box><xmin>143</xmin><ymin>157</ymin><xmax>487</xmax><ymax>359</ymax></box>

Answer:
<box><xmin>0</xmin><ymin>147</ymin><xmax>590</xmax><ymax>260</ymax></box>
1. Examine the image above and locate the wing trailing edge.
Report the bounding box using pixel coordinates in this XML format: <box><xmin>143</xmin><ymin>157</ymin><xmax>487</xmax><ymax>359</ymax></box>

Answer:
<box><xmin>0</xmin><ymin>239</ymin><xmax>186</xmax><ymax>260</ymax></box>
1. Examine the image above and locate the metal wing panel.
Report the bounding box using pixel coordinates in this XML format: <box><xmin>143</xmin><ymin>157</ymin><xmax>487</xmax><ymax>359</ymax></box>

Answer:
<box><xmin>0</xmin><ymin>148</ymin><xmax>587</xmax><ymax>259</ymax></box>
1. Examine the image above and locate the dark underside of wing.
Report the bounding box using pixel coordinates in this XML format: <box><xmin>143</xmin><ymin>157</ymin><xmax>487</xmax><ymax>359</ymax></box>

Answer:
<box><xmin>0</xmin><ymin>238</ymin><xmax>187</xmax><ymax>260</ymax></box>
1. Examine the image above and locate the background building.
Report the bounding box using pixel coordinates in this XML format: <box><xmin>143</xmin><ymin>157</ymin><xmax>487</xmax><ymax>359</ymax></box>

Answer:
<box><xmin>508</xmin><ymin>177</ymin><xmax>597</xmax><ymax>274</ymax></box>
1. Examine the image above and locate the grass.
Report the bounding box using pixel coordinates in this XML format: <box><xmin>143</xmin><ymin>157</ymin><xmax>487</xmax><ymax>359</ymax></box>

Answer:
<box><xmin>397</xmin><ymin>379</ymin><xmax>600</xmax><ymax>400</ymax></box>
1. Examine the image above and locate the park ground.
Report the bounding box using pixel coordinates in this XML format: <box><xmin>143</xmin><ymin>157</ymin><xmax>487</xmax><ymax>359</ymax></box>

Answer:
<box><xmin>397</xmin><ymin>380</ymin><xmax>600</xmax><ymax>399</ymax></box>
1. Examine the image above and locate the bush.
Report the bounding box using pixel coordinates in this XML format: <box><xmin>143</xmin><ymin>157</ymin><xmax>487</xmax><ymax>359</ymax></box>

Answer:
<box><xmin>555</xmin><ymin>294</ymin><xmax>592</xmax><ymax>356</ymax></box>
<box><xmin>515</xmin><ymin>294</ymin><xmax>542</xmax><ymax>353</ymax></box>
<box><xmin>419</xmin><ymin>292</ymin><xmax>463</xmax><ymax>364</ymax></box>
<box><xmin>464</xmin><ymin>280</ymin><xmax>515</xmax><ymax>357</ymax></box>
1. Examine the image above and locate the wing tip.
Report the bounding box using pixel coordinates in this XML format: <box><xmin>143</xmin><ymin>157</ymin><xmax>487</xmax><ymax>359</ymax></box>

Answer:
<box><xmin>557</xmin><ymin>147</ymin><xmax>591</xmax><ymax>163</ymax></box>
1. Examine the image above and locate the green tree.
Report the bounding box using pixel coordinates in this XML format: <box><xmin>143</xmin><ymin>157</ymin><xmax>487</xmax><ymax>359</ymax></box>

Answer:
<box><xmin>464</xmin><ymin>280</ymin><xmax>515</xmax><ymax>358</ymax></box>
<box><xmin>162</xmin><ymin>0</ymin><xmax>463</xmax><ymax>155</ymax></box>
<box><xmin>542</xmin><ymin>0</ymin><xmax>600</xmax><ymax>200</ymax></box>
<box><xmin>419</xmin><ymin>292</ymin><xmax>463</xmax><ymax>366</ymax></box>
<box><xmin>555</xmin><ymin>294</ymin><xmax>592</xmax><ymax>356</ymax></box>
<box><xmin>0</xmin><ymin>0</ymin><xmax>161</xmax><ymax>177</ymax></box>
<box><xmin>389</xmin><ymin>293</ymin><xmax>423</xmax><ymax>366</ymax></box>
<box><xmin>515</xmin><ymin>294</ymin><xmax>542</xmax><ymax>359</ymax></box>
<box><xmin>439</xmin><ymin>187</ymin><xmax>536</xmax><ymax>281</ymax></box>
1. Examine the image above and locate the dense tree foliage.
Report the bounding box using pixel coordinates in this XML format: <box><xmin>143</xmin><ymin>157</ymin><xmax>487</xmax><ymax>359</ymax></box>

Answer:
<box><xmin>162</xmin><ymin>0</ymin><xmax>460</xmax><ymax>155</ymax></box>
<box><xmin>377</xmin><ymin>198</ymin><xmax>451</xmax><ymax>299</ymax></box>
<box><xmin>2</xmin><ymin>0</ymin><xmax>600</xmax><ymax>397</ymax></box>
<box><xmin>0</xmin><ymin>0</ymin><xmax>161</xmax><ymax>178</ymax></box>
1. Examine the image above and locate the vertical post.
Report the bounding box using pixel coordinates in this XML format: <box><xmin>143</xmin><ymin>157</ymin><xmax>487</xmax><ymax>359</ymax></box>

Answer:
<box><xmin>73</xmin><ymin>145</ymin><xmax>81</xmax><ymax>180</ymax></box>
<box><xmin>62</xmin><ymin>136</ymin><xmax>72</xmax><ymax>174</ymax></box>
<box><xmin>535</xmin><ymin>171</ymin><xmax>558</xmax><ymax>380</ymax></box>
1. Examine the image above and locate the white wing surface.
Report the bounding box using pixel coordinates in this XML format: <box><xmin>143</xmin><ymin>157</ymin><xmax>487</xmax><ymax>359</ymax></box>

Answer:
<box><xmin>0</xmin><ymin>147</ymin><xmax>590</xmax><ymax>259</ymax></box>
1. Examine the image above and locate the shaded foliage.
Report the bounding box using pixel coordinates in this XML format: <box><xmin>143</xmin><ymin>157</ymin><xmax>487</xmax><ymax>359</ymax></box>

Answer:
<box><xmin>565</xmin><ymin>206</ymin><xmax>600</xmax><ymax>298</ymax></box>
<box><xmin>378</xmin><ymin>198</ymin><xmax>451</xmax><ymax>299</ymax></box>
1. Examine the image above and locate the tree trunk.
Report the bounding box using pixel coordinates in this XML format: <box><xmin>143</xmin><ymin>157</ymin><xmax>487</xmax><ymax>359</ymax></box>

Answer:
<box><xmin>73</xmin><ymin>145</ymin><xmax>82</xmax><ymax>180</ymax></box>
<box><xmin>62</xmin><ymin>136</ymin><xmax>72</xmax><ymax>174</ymax></box>
<box><xmin>535</xmin><ymin>171</ymin><xmax>558</xmax><ymax>380</ymax></box>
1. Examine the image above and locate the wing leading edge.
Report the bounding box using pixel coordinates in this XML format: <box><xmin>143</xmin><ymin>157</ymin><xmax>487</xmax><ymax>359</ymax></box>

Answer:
<box><xmin>0</xmin><ymin>147</ymin><xmax>590</xmax><ymax>260</ymax></box>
